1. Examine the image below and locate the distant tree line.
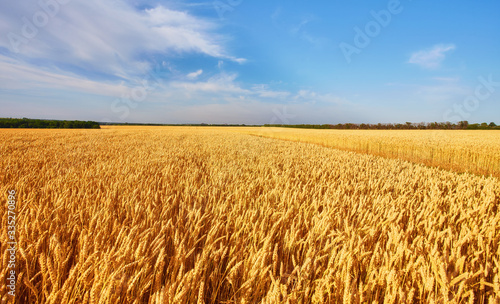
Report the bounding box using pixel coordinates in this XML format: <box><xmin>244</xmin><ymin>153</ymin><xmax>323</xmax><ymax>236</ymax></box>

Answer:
<box><xmin>0</xmin><ymin>118</ymin><xmax>100</xmax><ymax>129</ymax></box>
<box><xmin>264</xmin><ymin>121</ymin><xmax>500</xmax><ymax>130</ymax></box>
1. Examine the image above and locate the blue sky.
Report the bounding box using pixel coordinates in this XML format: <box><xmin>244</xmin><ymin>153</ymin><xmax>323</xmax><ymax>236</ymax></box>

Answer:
<box><xmin>1</xmin><ymin>0</ymin><xmax>499</xmax><ymax>124</ymax></box>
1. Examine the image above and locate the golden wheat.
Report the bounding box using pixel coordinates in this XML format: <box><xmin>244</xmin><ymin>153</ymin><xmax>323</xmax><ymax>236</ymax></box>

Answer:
<box><xmin>240</xmin><ymin>127</ymin><xmax>500</xmax><ymax>177</ymax></box>
<box><xmin>0</xmin><ymin>126</ymin><xmax>499</xmax><ymax>303</ymax></box>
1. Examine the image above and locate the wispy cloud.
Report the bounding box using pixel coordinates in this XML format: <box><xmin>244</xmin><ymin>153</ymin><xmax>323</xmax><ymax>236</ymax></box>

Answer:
<box><xmin>170</xmin><ymin>73</ymin><xmax>248</xmax><ymax>94</ymax></box>
<box><xmin>290</xmin><ymin>17</ymin><xmax>314</xmax><ymax>36</ymax></box>
<box><xmin>0</xmin><ymin>54</ymin><xmax>128</xmax><ymax>97</ymax></box>
<box><xmin>186</xmin><ymin>69</ymin><xmax>203</xmax><ymax>79</ymax></box>
<box><xmin>289</xmin><ymin>15</ymin><xmax>328</xmax><ymax>48</ymax></box>
<box><xmin>251</xmin><ymin>84</ymin><xmax>290</xmax><ymax>99</ymax></box>
<box><xmin>0</xmin><ymin>1</ymin><xmax>245</xmax><ymax>80</ymax></box>
<box><xmin>0</xmin><ymin>45</ymin><xmax>361</xmax><ymax>124</ymax></box>
<box><xmin>408</xmin><ymin>44</ymin><xmax>456</xmax><ymax>69</ymax></box>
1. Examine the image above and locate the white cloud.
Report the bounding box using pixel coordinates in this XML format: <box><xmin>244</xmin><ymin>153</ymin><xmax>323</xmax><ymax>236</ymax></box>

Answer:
<box><xmin>289</xmin><ymin>15</ymin><xmax>327</xmax><ymax>48</ymax></box>
<box><xmin>186</xmin><ymin>69</ymin><xmax>203</xmax><ymax>79</ymax></box>
<box><xmin>0</xmin><ymin>1</ymin><xmax>244</xmax><ymax>79</ymax></box>
<box><xmin>0</xmin><ymin>53</ymin><xmax>332</xmax><ymax>109</ymax></box>
<box><xmin>0</xmin><ymin>54</ymin><xmax>128</xmax><ymax>97</ymax></box>
<box><xmin>257</xmin><ymin>90</ymin><xmax>291</xmax><ymax>99</ymax></box>
<box><xmin>167</xmin><ymin>75</ymin><xmax>349</xmax><ymax>108</ymax></box>
<box><xmin>296</xmin><ymin>90</ymin><xmax>317</xmax><ymax>99</ymax></box>
<box><xmin>232</xmin><ymin>58</ymin><xmax>247</xmax><ymax>64</ymax></box>
<box><xmin>292</xmin><ymin>90</ymin><xmax>348</xmax><ymax>105</ymax></box>
<box><xmin>408</xmin><ymin>44</ymin><xmax>456</xmax><ymax>69</ymax></box>
<box><xmin>0</xmin><ymin>48</ymin><xmax>351</xmax><ymax>124</ymax></box>
<box><xmin>170</xmin><ymin>73</ymin><xmax>249</xmax><ymax>94</ymax></box>
<box><xmin>251</xmin><ymin>84</ymin><xmax>290</xmax><ymax>99</ymax></box>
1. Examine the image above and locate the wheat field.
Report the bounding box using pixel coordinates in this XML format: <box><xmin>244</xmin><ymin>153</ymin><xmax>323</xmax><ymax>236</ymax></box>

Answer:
<box><xmin>1</xmin><ymin>126</ymin><xmax>499</xmax><ymax>304</ymax></box>
<box><xmin>241</xmin><ymin>128</ymin><xmax>500</xmax><ymax>178</ymax></box>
